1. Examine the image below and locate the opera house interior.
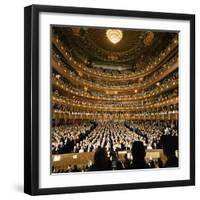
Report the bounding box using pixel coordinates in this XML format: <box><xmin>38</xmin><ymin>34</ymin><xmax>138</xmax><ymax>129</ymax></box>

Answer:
<box><xmin>51</xmin><ymin>26</ymin><xmax>179</xmax><ymax>173</ymax></box>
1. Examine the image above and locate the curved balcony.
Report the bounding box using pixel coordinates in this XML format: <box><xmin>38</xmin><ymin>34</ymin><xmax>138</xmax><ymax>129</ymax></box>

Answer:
<box><xmin>53</xmin><ymin>91</ymin><xmax>177</xmax><ymax>108</ymax></box>
<box><xmin>53</xmin><ymin>53</ymin><xmax>178</xmax><ymax>87</ymax></box>
<box><xmin>52</xmin><ymin>58</ymin><xmax>178</xmax><ymax>94</ymax></box>
<box><xmin>52</xmin><ymin>95</ymin><xmax>178</xmax><ymax>112</ymax></box>
<box><xmin>52</xmin><ymin>35</ymin><xmax>178</xmax><ymax>81</ymax></box>
<box><xmin>52</xmin><ymin>110</ymin><xmax>178</xmax><ymax>121</ymax></box>
<box><xmin>53</xmin><ymin>76</ymin><xmax>178</xmax><ymax>102</ymax></box>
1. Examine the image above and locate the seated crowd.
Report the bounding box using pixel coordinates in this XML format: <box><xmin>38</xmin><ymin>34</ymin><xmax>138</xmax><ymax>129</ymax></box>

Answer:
<box><xmin>52</xmin><ymin>122</ymin><xmax>96</xmax><ymax>154</ymax></box>
<box><xmin>52</xmin><ymin>121</ymin><xmax>178</xmax><ymax>173</ymax></box>
<box><xmin>125</xmin><ymin>120</ymin><xmax>178</xmax><ymax>150</ymax></box>
<box><xmin>52</xmin><ymin>138</ymin><xmax>178</xmax><ymax>173</ymax></box>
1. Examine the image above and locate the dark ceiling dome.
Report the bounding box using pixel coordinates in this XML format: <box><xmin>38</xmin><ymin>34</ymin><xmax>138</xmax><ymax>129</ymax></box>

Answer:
<box><xmin>51</xmin><ymin>26</ymin><xmax>178</xmax><ymax>121</ymax></box>
<box><xmin>54</xmin><ymin>27</ymin><xmax>176</xmax><ymax>71</ymax></box>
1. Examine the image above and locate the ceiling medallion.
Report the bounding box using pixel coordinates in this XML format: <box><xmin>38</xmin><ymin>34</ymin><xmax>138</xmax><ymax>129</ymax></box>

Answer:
<box><xmin>106</xmin><ymin>29</ymin><xmax>123</xmax><ymax>44</ymax></box>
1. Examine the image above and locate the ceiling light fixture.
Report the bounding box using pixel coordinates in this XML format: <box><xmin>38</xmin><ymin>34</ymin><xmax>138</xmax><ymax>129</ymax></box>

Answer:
<box><xmin>106</xmin><ymin>29</ymin><xmax>123</xmax><ymax>44</ymax></box>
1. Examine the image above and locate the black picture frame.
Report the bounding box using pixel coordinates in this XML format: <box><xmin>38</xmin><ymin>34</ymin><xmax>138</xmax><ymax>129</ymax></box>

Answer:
<box><xmin>24</xmin><ymin>4</ymin><xmax>195</xmax><ymax>196</ymax></box>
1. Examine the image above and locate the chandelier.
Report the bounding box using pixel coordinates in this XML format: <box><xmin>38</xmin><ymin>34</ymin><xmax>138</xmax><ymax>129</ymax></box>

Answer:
<box><xmin>106</xmin><ymin>29</ymin><xmax>123</xmax><ymax>44</ymax></box>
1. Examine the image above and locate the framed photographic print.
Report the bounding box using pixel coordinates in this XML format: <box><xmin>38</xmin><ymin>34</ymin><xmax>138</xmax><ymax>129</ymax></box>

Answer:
<box><xmin>24</xmin><ymin>4</ymin><xmax>195</xmax><ymax>195</ymax></box>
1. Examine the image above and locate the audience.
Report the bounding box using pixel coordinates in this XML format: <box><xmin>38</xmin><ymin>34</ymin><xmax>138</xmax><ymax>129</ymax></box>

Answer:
<box><xmin>89</xmin><ymin>147</ymin><xmax>112</xmax><ymax>171</ymax></box>
<box><xmin>51</xmin><ymin>31</ymin><xmax>179</xmax><ymax>174</ymax></box>
<box><xmin>52</xmin><ymin>120</ymin><xmax>179</xmax><ymax>173</ymax></box>
<box><xmin>130</xmin><ymin>141</ymin><xmax>150</xmax><ymax>169</ymax></box>
<box><xmin>161</xmin><ymin>135</ymin><xmax>178</xmax><ymax>167</ymax></box>
<box><xmin>52</xmin><ymin>122</ymin><xmax>96</xmax><ymax>154</ymax></box>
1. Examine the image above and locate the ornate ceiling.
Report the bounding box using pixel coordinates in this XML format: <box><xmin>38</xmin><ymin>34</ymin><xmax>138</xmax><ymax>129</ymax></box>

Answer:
<box><xmin>51</xmin><ymin>26</ymin><xmax>178</xmax><ymax>121</ymax></box>
<box><xmin>53</xmin><ymin>27</ymin><xmax>176</xmax><ymax>70</ymax></box>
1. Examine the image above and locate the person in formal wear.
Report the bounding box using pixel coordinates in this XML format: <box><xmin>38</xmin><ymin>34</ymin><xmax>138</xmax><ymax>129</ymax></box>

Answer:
<box><xmin>162</xmin><ymin>135</ymin><xmax>178</xmax><ymax>167</ymax></box>
<box><xmin>130</xmin><ymin>141</ymin><xmax>149</xmax><ymax>169</ymax></box>
<box><xmin>89</xmin><ymin>147</ymin><xmax>112</xmax><ymax>171</ymax></box>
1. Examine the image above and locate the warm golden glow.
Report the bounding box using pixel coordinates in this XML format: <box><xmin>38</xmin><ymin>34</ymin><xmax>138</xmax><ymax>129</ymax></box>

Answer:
<box><xmin>144</xmin><ymin>31</ymin><xmax>154</xmax><ymax>46</ymax></box>
<box><xmin>55</xmin><ymin>74</ymin><xmax>61</xmax><ymax>79</ymax></box>
<box><xmin>106</xmin><ymin>29</ymin><xmax>123</xmax><ymax>44</ymax></box>
<box><xmin>156</xmin><ymin>82</ymin><xmax>160</xmax><ymax>86</ymax></box>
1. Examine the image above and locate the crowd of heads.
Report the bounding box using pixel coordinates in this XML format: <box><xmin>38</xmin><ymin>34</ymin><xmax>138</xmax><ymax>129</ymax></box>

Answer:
<box><xmin>125</xmin><ymin>120</ymin><xmax>178</xmax><ymax>150</ymax></box>
<box><xmin>52</xmin><ymin>122</ymin><xmax>96</xmax><ymax>154</ymax></box>
<box><xmin>51</xmin><ymin>30</ymin><xmax>179</xmax><ymax>174</ymax></box>
<box><xmin>52</xmin><ymin>120</ymin><xmax>178</xmax><ymax>173</ymax></box>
